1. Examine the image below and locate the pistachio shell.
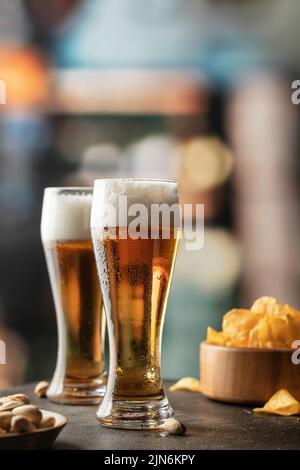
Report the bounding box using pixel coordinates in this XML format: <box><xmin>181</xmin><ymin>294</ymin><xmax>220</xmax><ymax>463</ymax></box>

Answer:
<box><xmin>0</xmin><ymin>400</ymin><xmax>24</xmax><ymax>411</ymax></box>
<box><xmin>10</xmin><ymin>415</ymin><xmax>36</xmax><ymax>433</ymax></box>
<box><xmin>12</xmin><ymin>405</ymin><xmax>42</xmax><ymax>425</ymax></box>
<box><xmin>161</xmin><ymin>418</ymin><xmax>187</xmax><ymax>435</ymax></box>
<box><xmin>0</xmin><ymin>411</ymin><xmax>12</xmax><ymax>431</ymax></box>
<box><xmin>6</xmin><ymin>393</ymin><xmax>30</xmax><ymax>404</ymax></box>
<box><xmin>39</xmin><ymin>416</ymin><xmax>56</xmax><ymax>429</ymax></box>
<box><xmin>34</xmin><ymin>381</ymin><xmax>49</xmax><ymax>398</ymax></box>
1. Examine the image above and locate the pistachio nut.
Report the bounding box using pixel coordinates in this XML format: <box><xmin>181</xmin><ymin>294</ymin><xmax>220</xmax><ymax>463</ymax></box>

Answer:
<box><xmin>161</xmin><ymin>418</ymin><xmax>187</xmax><ymax>435</ymax></box>
<box><xmin>12</xmin><ymin>405</ymin><xmax>42</xmax><ymax>425</ymax></box>
<box><xmin>34</xmin><ymin>381</ymin><xmax>49</xmax><ymax>398</ymax></box>
<box><xmin>39</xmin><ymin>415</ymin><xmax>56</xmax><ymax>429</ymax></box>
<box><xmin>0</xmin><ymin>400</ymin><xmax>24</xmax><ymax>412</ymax></box>
<box><xmin>10</xmin><ymin>415</ymin><xmax>36</xmax><ymax>433</ymax></box>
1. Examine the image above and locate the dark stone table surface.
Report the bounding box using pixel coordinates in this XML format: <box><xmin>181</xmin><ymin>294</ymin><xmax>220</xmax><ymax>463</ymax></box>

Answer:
<box><xmin>1</xmin><ymin>382</ymin><xmax>300</xmax><ymax>450</ymax></box>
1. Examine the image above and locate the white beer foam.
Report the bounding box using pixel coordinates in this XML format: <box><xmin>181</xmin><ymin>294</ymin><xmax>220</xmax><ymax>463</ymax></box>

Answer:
<box><xmin>91</xmin><ymin>179</ymin><xmax>179</xmax><ymax>228</ymax></box>
<box><xmin>41</xmin><ymin>189</ymin><xmax>92</xmax><ymax>241</ymax></box>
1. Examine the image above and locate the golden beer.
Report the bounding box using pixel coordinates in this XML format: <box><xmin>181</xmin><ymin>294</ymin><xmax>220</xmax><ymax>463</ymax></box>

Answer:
<box><xmin>44</xmin><ymin>240</ymin><xmax>104</xmax><ymax>380</ymax></box>
<box><xmin>91</xmin><ymin>179</ymin><xmax>180</xmax><ymax>428</ymax></box>
<box><xmin>92</xmin><ymin>228</ymin><xmax>179</xmax><ymax>400</ymax></box>
<box><xmin>41</xmin><ymin>188</ymin><xmax>106</xmax><ymax>404</ymax></box>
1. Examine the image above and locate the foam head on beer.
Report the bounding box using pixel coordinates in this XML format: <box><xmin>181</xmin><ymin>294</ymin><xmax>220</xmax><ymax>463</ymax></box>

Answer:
<box><xmin>41</xmin><ymin>188</ymin><xmax>93</xmax><ymax>241</ymax></box>
<box><xmin>90</xmin><ymin>178</ymin><xmax>180</xmax><ymax>232</ymax></box>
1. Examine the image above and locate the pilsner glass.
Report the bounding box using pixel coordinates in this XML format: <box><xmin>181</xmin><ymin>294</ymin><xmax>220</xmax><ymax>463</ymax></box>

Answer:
<box><xmin>41</xmin><ymin>188</ymin><xmax>106</xmax><ymax>404</ymax></box>
<box><xmin>91</xmin><ymin>179</ymin><xmax>180</xmax><ymax>429</ymax></box>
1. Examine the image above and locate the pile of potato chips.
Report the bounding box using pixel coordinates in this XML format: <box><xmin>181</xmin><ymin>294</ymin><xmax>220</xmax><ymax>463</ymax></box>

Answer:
<box><xmin>207</xmin><ymin>296</ymin><xmax>300</xmax><ymax>349</ymax></box>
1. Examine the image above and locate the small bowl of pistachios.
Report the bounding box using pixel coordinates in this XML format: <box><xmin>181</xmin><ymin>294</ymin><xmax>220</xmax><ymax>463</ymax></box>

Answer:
<box><xmin>0</xmin><ymin>391</ymin><xmax>67</xmax><ymax>449</ymax></box>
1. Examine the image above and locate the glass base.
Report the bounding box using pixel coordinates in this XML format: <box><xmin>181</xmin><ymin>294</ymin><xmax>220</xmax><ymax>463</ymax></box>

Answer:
<box><xmin>97</xmin><ymin>396</ymin><xmax>174</xmax><ymax>429</ymax></box>
<box><xmin>47</xmin><ymin>375</ymin><xmax>107</xmax><ymax>405</ymax></box>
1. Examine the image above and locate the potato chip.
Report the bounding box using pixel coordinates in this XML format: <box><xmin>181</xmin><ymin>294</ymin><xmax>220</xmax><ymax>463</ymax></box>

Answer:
<box><xmin>222</xmin><ymin>309</ymin><xmax>261</xmax><ymax>347</ymax></box>
<box><xmin>206</xmin><ymin>327</ymin><xmax>227</xmax><ymax>346</ymax></box>
<box><xmin>251</xmin><ymin>296</ymin><xmax>300</xmax><ymax>321</ymax></box>
<box><xmin>169</xmin><ymin>377</ymin><xmax>201</xmax><ymax>393</ymax></box>
<box><xmin>250</xmin><ymin>313</ymin><xmax>295</xmax><ymax>348</ymax></box>
<box><xmin>256</xmin><ymin>317</ymin><xmax>273</xmax><ymax>348</ymax></box>
<box><xmin>277</xmin><ymin>305</ymin><xmax>300</xmax><ymax>340</ymax></box>
<box><xmin>248</xmin><ymin>323</ymin><xmax>259</xmax><ymax>347</ymax></box>
<box><xmin>224</xmin><ymin>340</ymin><xmax>238</xmax><ymax>347</ymax></box>
<box><xmin>268</xmin><ymin>316</ymin><xmax>296</xmax><ymax>348</ymax></box>
<box><xmin>289</xmin><ymin>314</ymin><xmax>300</xmax><ymax>340</ymax></box>
<box><xmin>253</xmin><ymin>389</ymin><xmax>300</xmax><ymax>416</ymax></box>
<box><xmin>251</xmin><ymin>296</ymin><xmax>280</xmax><ymax>316</ymax></box>
<box><xmin>280</xmin><ymin>303</ymin><xmax>300</xmax><ymax>319</ymax></box>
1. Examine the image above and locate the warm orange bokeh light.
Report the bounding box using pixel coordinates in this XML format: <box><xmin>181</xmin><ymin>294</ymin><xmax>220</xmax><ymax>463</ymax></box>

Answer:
<box><xmin>0</xmin><ymin>47</ymin><xmax>49</xmax><ymax>109</ymax></box>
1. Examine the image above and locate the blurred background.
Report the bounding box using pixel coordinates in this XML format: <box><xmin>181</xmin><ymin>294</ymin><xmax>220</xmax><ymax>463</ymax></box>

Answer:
<box><xmin>0</xmin><ymin>0</ymin><xmax>300</xmax><ymax>386</ymax></box>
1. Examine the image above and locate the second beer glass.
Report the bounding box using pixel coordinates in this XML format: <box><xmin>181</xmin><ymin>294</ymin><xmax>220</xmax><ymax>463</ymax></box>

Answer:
<box><xmin>41</xmin><ymin>188</ymin><xmax>106</xmax><ymax>404</ymax></box>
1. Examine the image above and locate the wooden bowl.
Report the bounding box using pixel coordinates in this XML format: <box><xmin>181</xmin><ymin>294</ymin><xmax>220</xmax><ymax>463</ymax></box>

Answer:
<box><xmin>200</xmin><ymin>341</ymin><xmax>300</xmax><ymax>405</ymax></box>
<box><xmin>0</xmin><ymin>409</ymin><xmax>67</xmax><ymax>450</ymax></box>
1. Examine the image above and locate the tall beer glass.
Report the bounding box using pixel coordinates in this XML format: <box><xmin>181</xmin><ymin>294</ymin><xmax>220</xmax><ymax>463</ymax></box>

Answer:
<box><xmin>91</xmin><ymin>179</ymin><xmax>180</xmax><ymax>428</ymax></box>
<box><xmin>41</xmin><ymin>188</ymin><xmax>106</xmax><ymax>404</ymax></box>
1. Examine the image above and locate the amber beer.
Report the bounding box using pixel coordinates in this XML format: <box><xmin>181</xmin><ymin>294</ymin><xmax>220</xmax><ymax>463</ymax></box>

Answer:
<box><xmin>44</xmin><ymin>240</ymin><xmax>104</xmax><ymax>379</ymax></box>
<box><xmin>41</xmin><ymin>188</ymin><xmax>106</xmax><ymax>404</ymax></box>
<box><xmin>91</xmin><ymin>179</ymin><xmax>180</xmax><ymax>429</ymax></box>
